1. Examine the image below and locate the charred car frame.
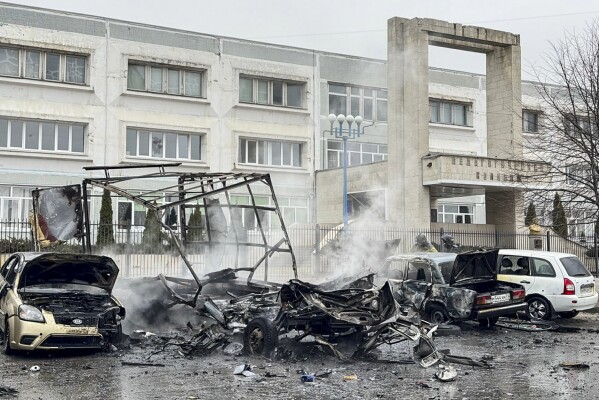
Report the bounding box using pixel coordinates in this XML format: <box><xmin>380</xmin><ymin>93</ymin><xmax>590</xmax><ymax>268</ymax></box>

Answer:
<box><xmin>382</xmin><ymin>250</ymin><xmax>527</xmax><ymax>327</ymax></box>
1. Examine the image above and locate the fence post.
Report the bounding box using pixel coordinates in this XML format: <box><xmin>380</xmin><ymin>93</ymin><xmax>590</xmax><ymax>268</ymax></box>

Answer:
<box><xmin>594</xmin><ymin>234</ymin><xmax>598</xmax><ymax>275</ymax></box>
<box><xmin>495</xmin><ymin>230</ymin><xmax>499</xmax><ymax>248</ymax></box>
<box><xmin>546</xmin><ymin>231</ymin><xmax>551</xmax><ymax>252</ymax></box>
<box><xmin>314</xmin><ymin>224</ymin><xmax>321</xmax><ymax>275</ymax></box>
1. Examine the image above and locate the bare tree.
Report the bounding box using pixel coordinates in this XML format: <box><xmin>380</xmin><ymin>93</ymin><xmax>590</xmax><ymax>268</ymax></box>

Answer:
<box><xmin>525</xmin><ymin>21</ymin><xmax>599</xmax><ymax>237</ymax></box>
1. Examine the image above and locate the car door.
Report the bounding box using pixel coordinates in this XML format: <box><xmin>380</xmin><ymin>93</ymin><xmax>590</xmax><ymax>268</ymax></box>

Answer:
<box><xmin>385</xmin><ymin>259</ymin><xmax>432</xmax><ymax>309</ymax></box>
<box><xmin>0</xmin><ymin>256</ymin><xmax>19</xmax><ymax>328</ymax></box>
<box><xmin>529</xmin><ymin>257</ymin><xmax>560</xmax><ymax>296</ymax></box>
<box><xmin>497</xmin><ymin>254</ymin><xmax>536</xmax><ymax>294</ymax></box>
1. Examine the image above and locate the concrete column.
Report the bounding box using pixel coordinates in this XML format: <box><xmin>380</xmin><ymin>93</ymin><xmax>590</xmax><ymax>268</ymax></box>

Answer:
<box><xmin>387</xmin><ymin>17</ymin><xmax>431</xmax><ymax>228</ymax></box>
<box><xmin>486</xmin><ymin>191</ymin><xmax>524</xmax><ymax>232</ymax></box>
<box><xmin>486</xmin><ymin>45</ymin><xmax>522</xmax><ymax>158</ymax></box>
<box><xmin>485</xmin><ymin>44</ymin><xmax>523</xmax><ymax>232</ymax></box>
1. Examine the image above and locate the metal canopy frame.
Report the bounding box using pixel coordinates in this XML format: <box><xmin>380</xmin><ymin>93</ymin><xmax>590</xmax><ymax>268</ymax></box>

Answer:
<box><xmin>82</xmin><ymin>164</ymin><xmax>297</xmax><ymax>302</ymax></box>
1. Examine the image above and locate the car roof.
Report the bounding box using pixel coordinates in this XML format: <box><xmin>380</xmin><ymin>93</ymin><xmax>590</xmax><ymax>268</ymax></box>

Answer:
<box><xmin>16</xmin><ymin>252</ymin><xmax>49</xmax><ymax>262</ymax></box>
<box><xmin>12</xmin><ymin>252</ymin><xmax>113</xmax><ymax>263</ymax></box>
<box><xmin>387</xmin><ymin>252</ymin><xmax>458</xmax><ymax>262</ymax></box>
<box><xmin>498</xmin><ymin>249</ymin><xmax>576</xmax><ymax>258</ymax></box>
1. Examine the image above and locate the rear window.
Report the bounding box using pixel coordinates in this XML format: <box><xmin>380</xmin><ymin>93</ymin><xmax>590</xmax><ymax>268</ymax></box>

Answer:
<box><xmin>560</xmin><ymin>257</ymin><xmax>591</xmax><ymax>277</ymax></box>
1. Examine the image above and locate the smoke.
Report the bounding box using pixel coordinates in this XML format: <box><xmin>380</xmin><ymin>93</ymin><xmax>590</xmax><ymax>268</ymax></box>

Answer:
<box><xmin>112</xmin><ymin>277</ymin><xmax>208</xmax><ymax>334</ymax></box>
<box><xmin>314</xmin><ymin>190</ymin><xmax>397</xmax><ymax>283</ymax></box>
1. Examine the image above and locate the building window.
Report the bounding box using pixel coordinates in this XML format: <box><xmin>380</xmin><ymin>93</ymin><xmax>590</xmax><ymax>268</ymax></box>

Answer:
<box><xmin>565</xmin><ymin>164</ymin><xmax>587</xmax><ymax>185</ymax></box>
<box><xmin>429</xmin><ymin>99</ymin><xmax>471</xmax><ymax>127</ymax></box>
<box><xmin>564</xmin><ymin>115</ymin><xmax>594</xmax><ymax>136</ymax></box>
<box><xmin>0</xmin><ymin>185</ymin><xmax>34</xmax><ymax>221</ymax></box>
<box><xmin>328</xmin><ymin>84</ymin><xmax>387</xmax><ymax>122</ymax></box>
<box><xmin>0</xmin><ymin>118</ymin><xmax>85</xmax><ymax>153</ymax></box>
<box><xmin>239</xmin><ymin>76</ymin><xmax>305</xmax><ymax>108</ymax></box>
<box><xmin>127</xmin><ymin>63</ymin><xmax>204</xmax><ymax>98</ymax></box>
<box><xmin>231</xmin><ymin>195</ymin><xmax>308</xmax><ymax>227</ymax></box>
<box><xmin>326</xmin><ymin>140</ymin><xmax>387</xmax><ymax>169</ymax></box>
<box><xmin>0</xmin><ymin>46</ymin><xmax>87</xmax><ymax>84</ymax></box>
<box><xmin>523</xmin><ymin>110</ymin><xmax>539</xmax><ymax>133</ymax></box>
<box><xmin>438</xmin><ymin>204</ymin><xmax>473</xmax><ymax>224</ymax></box>
<box><xmin>117</xmin><ymin>200</ymin><xmax>148</xmax><ymax>228</ymax></box>
<box><xmin>238</xmin><ymin>138</ymin><xmax>302</xmax><ymax>167</ymax></box>
<box><xmin>126</xmin><ymin>128</ymin><xmax>202</xmax><ymax>161</ymax></box>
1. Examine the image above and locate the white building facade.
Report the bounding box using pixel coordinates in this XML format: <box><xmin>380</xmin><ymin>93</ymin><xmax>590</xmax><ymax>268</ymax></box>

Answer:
<box><xmin>0</xmin><ymin>4</ymin><xmax>546</xmax><ymax>231</ymax></box>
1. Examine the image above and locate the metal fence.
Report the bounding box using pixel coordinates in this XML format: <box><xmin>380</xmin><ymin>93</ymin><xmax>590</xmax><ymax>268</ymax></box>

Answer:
<box><xmin>0</xmin><ymin>220</ymin><xmax>597</xmax><ymax>280</ymax></box>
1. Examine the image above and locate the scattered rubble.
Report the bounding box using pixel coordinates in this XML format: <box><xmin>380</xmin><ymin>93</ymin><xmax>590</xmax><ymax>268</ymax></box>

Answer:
<box><xmin>434</xmin><ymin>364</ymin><xmax>457</xmax><ymax>382</ymax></box>
<box><xmin>559</xmin><ymin>362</ymin><xmax>590</xmax><ymax>370</ymax></box>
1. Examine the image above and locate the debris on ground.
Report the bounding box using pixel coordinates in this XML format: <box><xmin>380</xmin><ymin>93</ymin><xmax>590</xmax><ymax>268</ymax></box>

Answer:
<box><xmin>434</xmin><ymin>364</ymin><xmax>457</xmax><ymax>382</ymax></box>
<box><xmin>0</xmin><ymin>387</ymin><xmax>18</xmax><ymax>397</ymax></box>
<box><xmin>443</xmin><ymin>354</ymin><xmax>492</xmax><ymax>368</ymax></box>
<box><xmin>233</xmin><ymin>364</ymin><xmax>253</xmax><ymax>375</ymax></box>
<box><xmin>121</xmin><ymin>361</ymin><xmax>166</xmax><ymax>367</ymax></box>
<box><xmin>343</xmin><ymin>374</ymin><xmax>358</xmax><ymax>381</ymax></box>
<box><xmin>29</xmin><ymin>366</ymin><xmax>40</xmax><ymax>372</ymax></box>
<box><xmin>559</xmin><ymin>362</ymin><xmax>590</xmax><ymax>370</ymax></box>
<box><xmin>315</xmin><ymin>369</ymin><xmax>333</xmax><ymax>378</ymax></box>
<box><xmin>300</xmin><ymin>374</ymin><xmax>315</xmax><ymax>383</ymax></box>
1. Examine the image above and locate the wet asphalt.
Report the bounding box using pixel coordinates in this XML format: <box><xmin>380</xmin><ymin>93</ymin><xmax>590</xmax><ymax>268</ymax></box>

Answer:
<box><xmin>1</xmin><ymin>312</ymin><xmax>599</xmax><ymax>400</ymax></box>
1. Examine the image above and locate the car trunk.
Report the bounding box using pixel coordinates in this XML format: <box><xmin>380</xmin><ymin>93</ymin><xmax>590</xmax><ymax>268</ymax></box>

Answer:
<box><xmin>560</xmin><ymin>256</ymin><xmax>596</xmax><ymax>297</ymax></box>
<box><xmin>450</xmin><ymin>249</ymin><xmax>525</xmax><ymax>310</ymax></box>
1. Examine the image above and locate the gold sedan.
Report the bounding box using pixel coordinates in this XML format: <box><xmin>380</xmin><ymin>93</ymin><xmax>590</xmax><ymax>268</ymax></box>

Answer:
<box><xmin>0</xmin><ymin>252</ymin><xmax>125</xmax><ymax>353</ymax></box>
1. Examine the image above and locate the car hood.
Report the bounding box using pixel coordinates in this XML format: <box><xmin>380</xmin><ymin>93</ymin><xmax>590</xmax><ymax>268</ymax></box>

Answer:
<box><xmin>449</xmin><ymin>249</ymin><xmax>499</xmax><ymax>285</ymax></box>
<box><xmin>19</xmin><ymin>253</ymin><xmax>119</xmax><ymax>293</ymax></box>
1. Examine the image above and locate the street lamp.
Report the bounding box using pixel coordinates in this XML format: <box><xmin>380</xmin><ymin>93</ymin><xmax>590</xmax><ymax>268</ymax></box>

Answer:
<box><xmin>328</xmin><ymin>113</ymin><xmax>365</xmax><ymax>237</ymax></box>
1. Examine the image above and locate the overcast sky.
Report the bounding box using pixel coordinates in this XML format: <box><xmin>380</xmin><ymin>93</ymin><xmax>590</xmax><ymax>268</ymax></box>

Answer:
<box><xmin>6</xmin><ymin>0</ymin><xmax>599</xmax><ymax>79</ymax></box>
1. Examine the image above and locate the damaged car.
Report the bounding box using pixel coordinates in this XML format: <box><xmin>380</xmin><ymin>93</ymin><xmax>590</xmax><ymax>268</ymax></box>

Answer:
<box><xmin>242</xmin><ymin>275</ymin><xmax>441</xmax><ymax>366</ymax></box>
<box><xmin>382</xmin><ymin>249</ymin><xmax>527</xmax><ymax>327</ymax></box>
<box><xmin>0</xmin><ymin>252</ymin><xmax>125</xmax><ymax>353</ymax></box>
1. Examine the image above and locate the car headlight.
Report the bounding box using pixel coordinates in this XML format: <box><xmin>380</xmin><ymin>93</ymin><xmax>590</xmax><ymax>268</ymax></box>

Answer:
<box><xmin>18</xmin><ymin>305</ymin><xmax>45</xmax><ymax>323</ymax></box>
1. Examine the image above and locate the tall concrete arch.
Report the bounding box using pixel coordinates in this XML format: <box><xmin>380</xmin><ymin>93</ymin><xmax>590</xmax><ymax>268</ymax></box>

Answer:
<box><xmin>387</xmin><ymin>17</ymin><xmax>523</xmax><ymax>230</ymax></box>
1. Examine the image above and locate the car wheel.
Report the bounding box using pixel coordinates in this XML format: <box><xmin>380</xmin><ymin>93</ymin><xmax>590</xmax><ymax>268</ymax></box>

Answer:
<box><xmin>527</xmin><ymin>297</ymin><xmax>552</xmax><ymax>320</ymax></box>
<box><xmin>478</xmin><ymin>317</ymin><xmax>499</xmax><ymax>328</ymax></box>
<box><xmin>243</xmin><ymin>316</ymin><xmax>278</xmax><ymax>356</ymax></box>
<box><xmin>558</xmin><ymin>311</ymin><xmax>579</xmax><ymax>319</ymax></box>
<box><xmin>425</xmin><ymin>304</ymin><xmax>449</xmax><ymax>324</ymax></box>
<box><xmin>3</xmin><ymin>321</ymin><xmax>14</xmax><ymax>355</ymax></box>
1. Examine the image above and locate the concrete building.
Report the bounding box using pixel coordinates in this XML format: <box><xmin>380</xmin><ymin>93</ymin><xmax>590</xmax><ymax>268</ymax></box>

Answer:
<box><xmin>0</xmin><ymin>3</ymin><xmax>546</xmax><ymax>233</ymax></box>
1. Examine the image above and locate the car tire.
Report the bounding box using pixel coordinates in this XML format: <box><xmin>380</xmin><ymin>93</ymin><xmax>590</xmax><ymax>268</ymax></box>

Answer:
<box><xmin>558</xmin><ymin>311</ymin><xmax>579</xmax><ymax>319</ymax></box>
<box><xmin>3</xmin><ymin>321</ymin><xmax>14</xmax><ymax>355</ymax></box>
<box><xmin>425</xmin><ymin>304</ymin><xmax>449</xmax><ymax>324</ymax></box>
<box><xmin>526</xmin><ymin>296</ymin><xmax>552</xmax><ymax>320</ymax></box>
<box><xmin>243</xmin><ymin>316</ymin><xmax>278</xmax><ymax>356</ymax></box>
<box><xmin>478</xmin><ymin>317</ymin><xmax>499</xmax><ymax>328</ymax></box>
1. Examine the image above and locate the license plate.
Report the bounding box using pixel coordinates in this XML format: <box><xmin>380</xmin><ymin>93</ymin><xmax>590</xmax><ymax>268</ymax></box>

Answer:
<box><xmin>491</xmin><ymin>293</ymin><xmax>510</xmax><ymax>303</ymax></box>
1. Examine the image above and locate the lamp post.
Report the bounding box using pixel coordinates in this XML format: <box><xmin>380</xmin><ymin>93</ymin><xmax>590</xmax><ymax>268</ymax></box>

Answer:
<box><xmin>328</xmin><ymin>113</ymin><xmax>365</xmax><ymax>237</ymax></box>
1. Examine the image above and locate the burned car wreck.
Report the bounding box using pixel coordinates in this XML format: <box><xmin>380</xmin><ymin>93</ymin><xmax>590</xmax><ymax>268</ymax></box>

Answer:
<box><xmin>243</xmin><ymin>275</ymin><xmax>440</xmax><ymax>366</ymax></box>
<box><xmin>143</xmin><ymin>272</ymin><xmax>442</xmax><ymax>367</ymax></box>
<box><xmin>382</xmin><ymin>249</ymin><xmax>527</xmax><ymax>327</ymax></box>
<box><xmin>0</xmin><ymin>253</ymin><xmax>125</xmax><ymax>353</ymax></box>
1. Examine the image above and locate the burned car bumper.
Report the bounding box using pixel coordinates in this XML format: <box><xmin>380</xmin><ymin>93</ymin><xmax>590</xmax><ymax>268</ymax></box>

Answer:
<box><xmin>472</xmin><ymin>302</ymin><xmax>527</xmax><ymax>319</ymax></box>
<box><xmin>9</xmin><ymin>318</ymin><xmax>108</xmax><ymax>350</ymax></box>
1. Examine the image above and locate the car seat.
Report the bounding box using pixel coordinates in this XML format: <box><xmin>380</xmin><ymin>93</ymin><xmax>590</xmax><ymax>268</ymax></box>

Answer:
<box><xmin>416</xmin><ymin>268</ymin><xmax>426</xmax><ymax>281</ymax></box>
<box><xmin>515</xmin><ymin>257</ymin><xmax>529</xmax><ymax>275</ymax></box>
<box><xmin>500</xmin><ymin>258</ymin><xmax>514</xmax><ymax>274</ymax></box>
